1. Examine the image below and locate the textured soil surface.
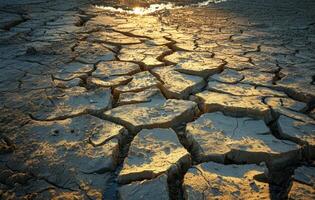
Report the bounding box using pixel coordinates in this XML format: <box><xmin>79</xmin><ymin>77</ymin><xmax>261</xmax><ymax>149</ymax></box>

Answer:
<box><xmin>0</xmin><ymin>0</ymin><xmax>315</xmax><ymax>199</ymax></box>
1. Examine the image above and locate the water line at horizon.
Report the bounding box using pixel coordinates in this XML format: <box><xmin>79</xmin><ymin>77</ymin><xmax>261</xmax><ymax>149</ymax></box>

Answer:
<box><xmin>95</xmin><ymin>0</ymin><xmax>227</xmax><ymax>15</ymax></box>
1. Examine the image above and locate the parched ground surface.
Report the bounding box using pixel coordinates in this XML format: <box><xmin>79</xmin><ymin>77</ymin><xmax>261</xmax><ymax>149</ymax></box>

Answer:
<box><xmin>0</xmin><ymin>0</ymin><xmax>315</xmax><ymax>199</ymax></box>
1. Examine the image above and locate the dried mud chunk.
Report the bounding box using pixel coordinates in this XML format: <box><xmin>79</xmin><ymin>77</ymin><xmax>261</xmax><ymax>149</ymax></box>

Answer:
<box><xmin>87</xmin><ymin>31</ymin><xmax>142</xmax><ymax>45</ymax></box>
<box><xmin>185</xmin><ymin>112</ymin><xmax>300</xmax><ymax>167</ymax></box>
<box><xmin>118</xmin><ymin>128</ymin><xmax>191</xmax><ymax>184</ymax></box>
<box><xmin>207</xmin><ymin>81</ymin><xmax>286</xmax><ymax>97</ymax></box>
<box><xmin>277</xmin><ymin>115</ymin><xmax>315</xmax><ymax>159</ymax></box>
<box><xmin>75</xmin><ymin>41</ymin><xmax>115</xmax><ymax>64</ymax></box>
<box><xmin>165</xmin><ymin>51</ymin><xmax>224</xmax><ymax>77</ymax></box>
<box><xmin>103</xmin><ymin>99</ymin><xmax>199</xmax><ymax>133</ymax></box>
<box><xmin>118</xmin><ymin>42</ymin><xmax>171</xmax><ymax>67</ymax></box>
<box><xmin>195</xmin><ymin>91</ymin><xmax>273</xmax><ymax>122</ymax></box>
<box><xmin>114</xmin><ymin>71</ymin><xmax>161</xmax><ymax>96</ymax></box>
<box><xmin>93</xmin><ymin>61</ymin><xmax>140</xmax><ymax>77</ymax></box>
<box><xmin>118</xmin><ymin>174</ymin><xmax>170</xmax><ymax>200</ymax></box>
<box><xmin>53</xmin><ymin>62</ymin><xmax>94</xmax><ymax>81</ymax></box>
<box><xmin>153</xmin><ymin>67</ymin><xmax>205</xmax><ymax>99</ymax></box>
<box><xmin>31</xmin><ymin>87</ymin><xmax>112</xmax><ymax>120</ymax></box>
<box><xmin>183</xmin><ymin>162</ymin><xmax>270</xmax><ymax>200</ymax></box>
<box><xmin>288</xmin><ymin>166</ymin><xmax>315</xmax><ymax>200</ymax></box>
<box><xmin>5</xmin><ymin>115</ymin><xmax>126</xmax><ymax>198</ymax></box>
<box><xmin>210</xmin><ymin>69</ymin><xmax>244</xmax><ymax>84</ymax></box>
<box><xmin>117</xmin><ymin>87</ymin><xmax>165</xmax><ymax>106</ymax></box>
<box><xmin>264</xmin><ymin>97</ymin><xmax>306</xmax><ymax>112</ymax></box>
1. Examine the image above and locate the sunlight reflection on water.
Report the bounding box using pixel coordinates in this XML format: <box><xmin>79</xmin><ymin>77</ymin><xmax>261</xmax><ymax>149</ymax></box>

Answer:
<box><xmin>95</xmin><ymin>0</ymin><xmax>227</xmax><ymax>15</ymax></box>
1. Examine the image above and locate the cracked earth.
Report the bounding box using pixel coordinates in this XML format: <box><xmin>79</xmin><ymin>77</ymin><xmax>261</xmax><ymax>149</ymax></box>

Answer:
<box><xmin>0</xmin><ymin>0</ymin><xmax>315</xmax><ymax>199</ymax></box>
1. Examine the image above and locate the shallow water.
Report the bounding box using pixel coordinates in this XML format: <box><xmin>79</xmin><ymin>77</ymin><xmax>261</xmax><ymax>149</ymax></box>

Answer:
<box><xmin>96</xmin><ymin>0</ymin><xmax>227</xmax><ymax>15</ymax></box>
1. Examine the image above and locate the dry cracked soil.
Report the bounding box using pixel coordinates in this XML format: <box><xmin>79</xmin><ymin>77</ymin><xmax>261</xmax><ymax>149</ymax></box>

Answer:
<box><xmin>0</xmin><ymin>0</ymin><xmax>315</xmax><ymax>199</ymax></box>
